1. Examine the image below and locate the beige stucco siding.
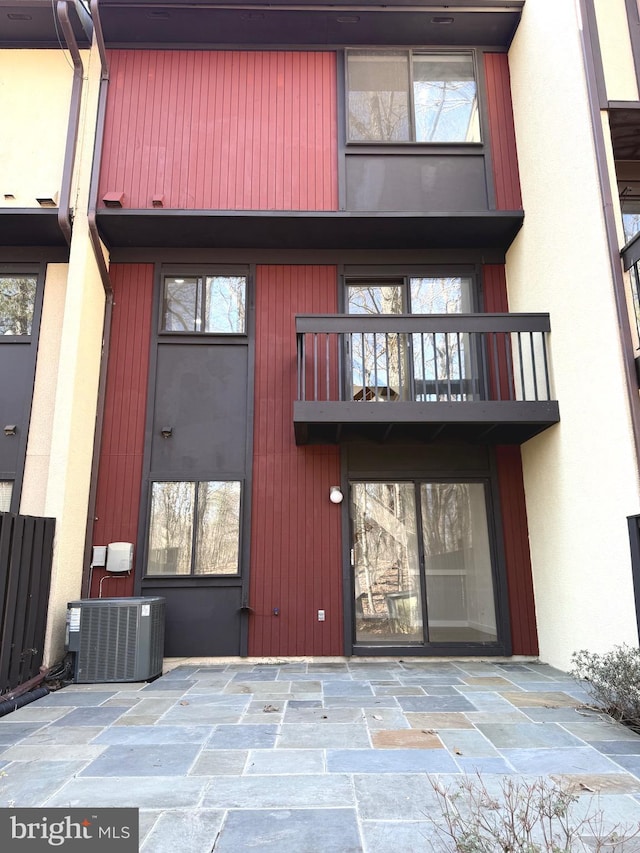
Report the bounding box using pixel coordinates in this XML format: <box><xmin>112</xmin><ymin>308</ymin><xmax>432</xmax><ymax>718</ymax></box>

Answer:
<box><xmin>508</xmin><ymin>0</ymin><xmax>640</xmax><ymax>670</ymax></box>
<box><xmin>594</xmin><ymin>0</ymin><xmax>639</xmax><ymax>102</ymax></box>
<box><xmin>0</xmin><ymin>50</ymin><xmax>79</xmax><ymax>207</ymax></box>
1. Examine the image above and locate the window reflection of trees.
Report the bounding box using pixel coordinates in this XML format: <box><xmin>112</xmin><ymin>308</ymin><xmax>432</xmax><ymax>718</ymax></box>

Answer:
<box><xmin>162</xmin><ymin>276</ymin><xmax>246</xmax><ymax>333</ymax></box>
<box><xmin>346</xmin><ymin>277</ymin><xmax>475</xmax><ymax>402</ymax></box>
<box><xmin>0</xmin><ymin>276</ymin><xmax>37</xmax><ymax>336</ymax></box>
<box><xmin>147</xmin><ymin>480</ymin><xmax>241</xmax><ymax>575</ymax></box>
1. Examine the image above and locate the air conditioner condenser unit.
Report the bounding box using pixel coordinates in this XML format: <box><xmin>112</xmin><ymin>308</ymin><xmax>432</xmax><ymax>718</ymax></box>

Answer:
<box><xmin>65</xmin><ymin>597</ymin><xmax>165</xmax><ymax>684</ymax></box>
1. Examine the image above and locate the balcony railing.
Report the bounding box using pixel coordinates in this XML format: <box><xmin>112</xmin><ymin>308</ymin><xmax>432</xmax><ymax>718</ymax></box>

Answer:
<box><xmin>294</xmin><ymin>313</ymin><xmax>559</xmax><ymax>445</ymax></box>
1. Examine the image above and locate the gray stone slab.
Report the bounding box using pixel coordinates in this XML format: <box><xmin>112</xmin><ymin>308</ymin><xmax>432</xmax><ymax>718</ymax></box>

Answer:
<box><xmin>29</xmin><ymin>690</ymin><xmax>117</xmax><ymax>706</ymax></box>
<box><xmin>360</xmin><ymin>820</ymin><xmax>448</xmax><ymax>853</ymax></box>
<box><xmin>589</xmin><ymin>740</ymin><xmax>640</xmax><ymax>755</ymax></box>
<box><xmin>190</xmin><ymin>749</ymin><xmax>248</xmax><ymax>776</ymax></box>
<box><xmin>559</xmin><ymin>719</ymin><xmax>640</xmax><ymax>740</ymax></box>
<box><xmin>397</xmin><ymin>696</ymin><xmax>477</xmax><ymax>713</ymax></box>
<box><xmin>323</xmin><ymin>682</ymin><xmax>375</xmax><ymax>697</ymax></box>
<box><xmin>501</xmin><ymin>747</ymin><xmax>623</xmax><ymax>775</ymax></box>
<box><xmin>208</xmin><ymin>724</ymin><xmax>278</xmax><ymax>749</ymax></box>
<box><xmin>324</xmin><ymin>697</ymin><xmax>398</xmax><ymax>709</ymax></box>
<box><xmin>225</xmin><ymin>681</ymin><xmax>291</xmax><ymax>695</ymax></box>
<box><xmin>213</xmin><ymin>808</ymin><xmax>362</xmax><ymax>852</ymax></box>
<box><xmin>438</xmin><ymin>729</ymin><xmax>499</xmax><ymax>757</ymax></box>
<box><xmin>158</xmin><ymin>706</ymin><xmax>243</xmax><ymax>724</ymax></box>
<box><xmin>79</xmin><ymin>743</ymin><xmax>201</xmax><ymax>776</ymax></box>
<box><xmin>141</xmin><ymin>809</ymin><xmax>225</xmax><ymax>853</ymax></box>
<box><xmin>0</xmin><ymin>760</ymin><xmax>87</xmax><ymax>807</ymax></box>
<box><xmin>277</xmin><ymin>723</ymin><xmax>370</xmax><ymax>749</ymax></box>
<box><xmin>454</xmin><ymin>756</ymin><xmax>517</xmax><ymax>774</ymax></box>
<box><xmin>202</xmin><ymin>774</ymin><xmax>354</xmax><ymax>808</ymax></box>
<box><xmin>245</xmin><ymin>748</ymin><xmax>325</xmax><ymax>775</ymax></box>
<box><xmin>140</xmin><ymin>680</ymin><xmax>197</xmax><ymax>691</ymax></box>
<box><xmin>20</xmin><ymin>726</ymin><xmax>104</xmax><ymax>745</ymax></box>
<box><xmin>1</xmin><ymin>706</ymin><xmax>77</xmax><ymax>723</ymax></box>
<box><xmin>46</xmin><ymin>775</ymin><xmax>208</xmax><ymax>807</ymax></box>
<box><xmin>287</xmin><ymin>700</ymin><xmax>323</xmax><ymax>709</ymax></box>
<box><xmin>232</xmin><ymin>670</ymin><xmax>279</xmax><ymax>681</ymax></box>
<box><xmin>521</xmin><ymin>707</ymin><xmax>597</xmax><ymax>723</ymax></box>
<box><xmin>354</xmin><ymin>773</ymin><xmax>444</xmax><ymax>820</ymax></box>
<box><xmin>327</xmin><ymin>748</ymin><xmax>457</xmax><ymax>774</ymax></box>
<box><xmin>453</xmin><ymin>692</ymin><xmax>513</xmax><ymax>711</ymax></box>
<box><xmin>477</xmin><ymin>722</ymin><xmax>586</xmax><ymax>749</ymax></box>
<box><xmin>363</xmin><ymin>709</ymin><xmax>410</xmax><ymax>730</ymax></box>
<box><xmin>48</xmin><ymin>706</ymin><xmax>129</xmax><ymax>727</ymax></box>
<box><xmin>94</xmin><ymin>724</ymin><xmax>211</xmax><ymax>745</ymax></box>
<box><xmin>0</xmin><ymin>744</ymin><xmax>107</xmax><ymax>762</ymax></box>
<box><xmin>608</xmin><ymin>755</ymin><xmax>640</xmax><ymax>777</ymax></box>
<box><xmin>0</xmin><ymin>722</ymin><xmax>46</xmax><ymax>744</ymax></box>
<box><xmin>172</xmin><ymin>693</ymin><xmax>249</xmax><ymax>707</ymax></box>
<box><xmin>373</xmin><ymin>686</ymin><xmax>425</xmax><ymax>696</ymax></box>
<box><xmin>284</xmin><ymin>707</ymin><xmax>363</xmax><ymax>724</ymax></box>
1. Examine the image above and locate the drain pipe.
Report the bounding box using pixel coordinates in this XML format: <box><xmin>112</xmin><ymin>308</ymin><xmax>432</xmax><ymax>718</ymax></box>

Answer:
<box><xmin>56</xmin><ymin>1</ymin><xmax>84</xmax><ymax>246</ymax></box>
<box><xmin>578</xmin><ymin>0</ymin><xmax>640</xmax><ymax>464</ymax></box>
<box><xmin>82</xmin><ymin>0</ymin><xmax>114</xmax><ymax>596</ymax></box>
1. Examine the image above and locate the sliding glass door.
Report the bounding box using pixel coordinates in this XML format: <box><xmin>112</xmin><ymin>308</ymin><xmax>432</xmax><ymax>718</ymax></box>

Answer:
<box><xmin>351</xmin><ymin>479</ymin><xmax>498</xmax><ymax>647</ymax></box>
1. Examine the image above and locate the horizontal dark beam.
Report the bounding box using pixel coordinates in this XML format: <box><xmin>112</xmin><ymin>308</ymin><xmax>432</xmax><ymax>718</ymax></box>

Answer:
<box><xmin>95</xmin><ymin>2</ymin><xmax>523</xmax><ymax>48</ymax></box>
<box><xmin>0</xmin><ymin>209</ymin><xmax>68</xmax><ymax>248</ymax></box>
<box><xmin>296</xmin><ymin>312</ymin><xmax>551</xmax><ymax>334</ymax></box>
<box><xmin>96</xmin><ymin>210</ymin><xmax>524</xmax><ymax>251</ymax></box>
<box><xmin>294</xmin><ymin>400</ymin><xmax>559</xmax><ymax>425</ymax></box>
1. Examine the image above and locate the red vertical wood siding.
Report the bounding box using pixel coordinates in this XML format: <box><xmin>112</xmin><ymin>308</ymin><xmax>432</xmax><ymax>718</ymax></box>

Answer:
<box><xmin>99</xmin><ymin>50</ymin><xmax>338</xmax><ymax>211</ymax></box>
<box><xmin>484</xmin><ymin>53</ymin><xmax>522</xmax><ymax>211</ymax></box>
<box><xmin>90</xmin><ymin>264</ymin><xmax>154</xmax><ymax>598</ymax></box>
<box><xmin>483</xmin><ymin>264</ymin><xmax>538</xmax><ymax>655</ymax></box>
<box><xmin>250</xmin><ymin>265</ymin><xmax>342</xmax><ymax>656</ymax></box>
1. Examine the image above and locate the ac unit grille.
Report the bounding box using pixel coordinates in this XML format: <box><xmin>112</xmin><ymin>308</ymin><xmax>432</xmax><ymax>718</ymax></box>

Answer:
<box><xmin>78</xmin><ymin>605</ymin><xmax>139</xmax><ymax>682</ymax></box>
<box><xmin>67</xmin><ymin>597</ymin><xmax>165</xmax><ymax>684</ymax></box>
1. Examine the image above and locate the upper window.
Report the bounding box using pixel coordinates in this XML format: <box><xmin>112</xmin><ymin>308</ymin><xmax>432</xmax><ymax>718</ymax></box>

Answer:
<box><xmin>346</xmin><ymin>50</ymin><xmax>480</xmax><ymax>144</ymax></box>
<box><xmin>162</xmin><ymin>275</ymin><xmax>247</xmax><ymax>334</ymax></box>
<box><xmin>0</xmin><ymin>275</ymin><xmax>37</xmax><ymax>336</ymax></box>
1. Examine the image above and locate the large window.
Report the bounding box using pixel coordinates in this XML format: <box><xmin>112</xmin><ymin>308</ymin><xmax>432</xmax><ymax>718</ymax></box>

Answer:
<box><xmin>0</xmin><ymin>275</ymin><xmax>37</xmax><ymax>336</ymax></box>
<box><xmin>147</xmin><ymin>480</ymin><xmax>242</xmax><ymax>576</ymax></box>
<box><xmin>346</xmin><ymin>50</ymin><xmax>480</xmax><ymax>143</ymax></box>
<box><xmin>162</xmin><ymin>275</ymin><xmax>247</xmax><ymax>333</ymax></box>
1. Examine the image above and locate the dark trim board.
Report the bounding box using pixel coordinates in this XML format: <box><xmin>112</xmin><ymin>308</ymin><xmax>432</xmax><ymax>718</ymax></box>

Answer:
<box><xmin>0</xmin><ymin>210</ymin><xmax>69</xmax><ymax>248</ymax></box>
<box><xmin>110</xmin><ymin>248</ymin><xmax>509</xmax><ymax>264</ymax></box>
<box><xmin>97</xmin><ymin>210</ymin><xmax>524</xmax><ymax>252</ymax></box>
<box><xmin>95</xmin><ymin>1</ymin><xmax>523</xmax><ymax>49</ymax></box>
<box><xmin>294</xmin><ymin>400</ymin><xmax>560</xmax><ymax>446</ymax></box>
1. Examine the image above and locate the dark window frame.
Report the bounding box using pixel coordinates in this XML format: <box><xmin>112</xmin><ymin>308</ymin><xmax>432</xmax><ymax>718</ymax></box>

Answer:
<box><xmin>345</xmin><ymin>48</ymin><xmax>483</xmax><ymax>146</ymax></box>
<box><xmin>145</xmin><ymin>477</ymin><xmax>244</xmax><ymax>579</ymax></box>
<box><xmin>159</xmin><ymin>268</ymin><xmax>249</xmax><ymax>337</ymax></box>
<box><xmin>0</xmin><ymin>270</ymin><xmax>39</xmax><ymax>339</ymax></box>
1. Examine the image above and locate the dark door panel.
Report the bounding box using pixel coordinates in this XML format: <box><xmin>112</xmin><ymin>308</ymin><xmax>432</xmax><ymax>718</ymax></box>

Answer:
<box><xmin>151</xmin><ymin>344</ymin><xmax>248</xmax><ymax>474</ymax></box>
<box><xmin>142</xmin><ymin>583</ymin><xmax>243</xmax><ymax>656</ymax></box>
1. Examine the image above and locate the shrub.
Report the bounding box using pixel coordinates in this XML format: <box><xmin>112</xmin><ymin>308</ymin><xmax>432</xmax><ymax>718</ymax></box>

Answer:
<box><xmin>429</xmin><ymin>774</ymin><xmax>640</xmax><ymax>852</ymax></box>
<box><xmin>571</xmin><ymin>645</ymin><xmax>640</xmax><ymax>732</ymax></box>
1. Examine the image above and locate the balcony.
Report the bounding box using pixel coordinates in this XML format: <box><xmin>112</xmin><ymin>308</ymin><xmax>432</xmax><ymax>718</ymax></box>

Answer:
<box><xmin>294</xmin><ymin>313</ymin><xmax>559</xmax><ymax>445</ymax></box>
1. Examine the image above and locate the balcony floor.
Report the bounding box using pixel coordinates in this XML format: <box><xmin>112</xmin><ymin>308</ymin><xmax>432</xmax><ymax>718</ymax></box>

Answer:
<box><xmin>293</xmin><ymin>400</ymin><xmax>560</xmax><ymax>445</ymax></box>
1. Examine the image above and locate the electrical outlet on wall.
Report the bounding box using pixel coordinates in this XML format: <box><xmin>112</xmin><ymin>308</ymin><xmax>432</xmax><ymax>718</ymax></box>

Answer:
<box><xmin>318</xmin><ymin>610</ymin><xmax>325</xmax><ymax>621</ymax></box>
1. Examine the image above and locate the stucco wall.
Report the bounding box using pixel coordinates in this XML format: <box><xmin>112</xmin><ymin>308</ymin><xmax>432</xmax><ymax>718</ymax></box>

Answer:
<box><xmin>0</xmin><ymin>51</ymin><xmax>77</xmax><ymax>207</ymax></box>
<box><xmin>507</xmin><ymin>0</ymin><xmax>640</xmax><ymax>670</ymax></box>
<box><xmin>594</xmin><ymin>0</ymin><xmax>639</xmax><ymax>102</ymax></box>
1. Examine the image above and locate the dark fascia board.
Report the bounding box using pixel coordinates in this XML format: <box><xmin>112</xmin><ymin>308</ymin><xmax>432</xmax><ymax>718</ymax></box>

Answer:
<box><xmin>96</xmin><ymin>1</ymin><xmax>523</xmax><ymax>48</ymax></box>
<box><xmin>96</xmin><ymin>209</ymin><xmax>524</xmax><ymax>251</ymax></box>
<box><xmin>0</xmin><ymin>0</ymin><xmax>92</xmax><ymax>47</ymax></box>
<box><xmin>0</xmin><ymin>209</ymin><xmax>69</xmax><ymax>247</ymax></box>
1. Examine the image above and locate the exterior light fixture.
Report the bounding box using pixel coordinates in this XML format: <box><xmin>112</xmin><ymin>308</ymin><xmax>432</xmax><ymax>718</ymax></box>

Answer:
<box><xmin>329</xmin><ymin>486</ymin><xmax>343</xmax><ymax>504</ymax></box>
<box><xmin>160</xmin><ymin>426</ymin><xmax>173</xmax><ymax>438</ymax></box>
<box><xmin>4</xmin><ymin>425</ymin><xmax>17</xmax><ymax>436</ymax></box>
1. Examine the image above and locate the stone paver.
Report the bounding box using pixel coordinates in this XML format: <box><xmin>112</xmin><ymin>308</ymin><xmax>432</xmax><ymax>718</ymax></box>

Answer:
<box><xmin>0</xmin><ymin>659</ymin><xmax>640</xmax><ymax>851</ymax></box>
